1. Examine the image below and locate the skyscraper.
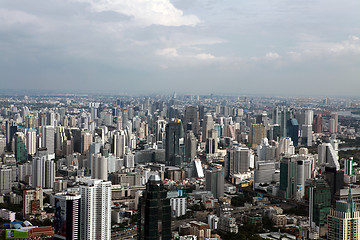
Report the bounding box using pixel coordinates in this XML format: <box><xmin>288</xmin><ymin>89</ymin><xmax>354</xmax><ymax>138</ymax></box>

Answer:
<box><xmin>279</xmin><ymin>157</ymin><xmax>297</xmax><ymax>199</ymax></box>
<box><xmin>313</xmin><ymin>113</ymin><xmax>323</xmax><ymax>134</ymax></box>
<box><xmin>80</xmin><ymin>179</ymin><xmax>111</xmax><ymax>240</ymax></box>
<box><xmin>32</xmin><ymin>149</ymin><xmax>55</xmax><ymax>189</ymax></box>
<box><xmin>328</xmin><ymin>188</ymin><xmax>360</xmax><ymax>240</ymax></box>
<box><xmin>286</xmin><ymin>119</ymin><xmax>299</xmax><ymax>147</ymax></box>
<box><xmin>185</xmin><ymin>130</ymin><xmax>197</xmax><ymax>161</ymax></box>
<box><xmin>183</xmin><ymin>106</ymin><xmax>199</xmax><ymax>136</ymax></box>
<box><xmin>91</xmin><ymin>153</ymin><xmax>108</xmax><ymax>181</ymax></box>
<box><xmin>250</xmin><ymin>124</ymin><xmax>266</xmax><ymax>148</ymax></box>
<box><xmin>165</xmin><ymin>120</ymin><xmax>183</xmax><ymax>166</ymax></box>
<box><xmin>41</xmin><ymin>125</ymin><xmax>55</xmax><ymax>154</ymax></box>
<box><xmin>205</xmin><ymin>168</ymin><xmax>224</xmax><ymax>199</ymax></box>
<box><xmin>309</xmin><ymin>178</ymin><xmax>331</xmax><ymax>230</ymax></box>
<box><xmin>113</xmin><ymin>130</ymin><xmax>126</xmax><ymax>158</ymax></box>
<box><xmin>138</xmin><ymin>175</ymin><xmax>172</xmax><ymax>240</ymax></box>
<box><xmin>26</xmin><ymin>129</ymin><xmax>37</xmax><ymax>155</ymax></box>
<box><xmin>54</xmin><ymin>192</ymin><xmax>81</xmax><ymax>240</ymax></box>
<box><xmin>226</xmin><ymin>146</ymin><xmax>250</xmax><ymax>179</ymax></box>
<box><xmin>345</xmin><ymin>158</ymin><xmax>354</xmax><ymax>175</ymax></box>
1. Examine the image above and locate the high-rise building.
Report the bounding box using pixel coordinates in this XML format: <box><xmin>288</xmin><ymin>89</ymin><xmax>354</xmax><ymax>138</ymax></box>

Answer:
<box><xmin>81</xmin><ymin>131</ymin><xmax>92</xmax><ymax>155</ymax></box>
<box><xmin>23</xmin><ymin>187</ymin><xmax>43</xmax><ymax>217</ymax></box>
<box><xmin>309</xmin><ymin>178</ymin><xmax>331</xmax><ymax>230</ymax></box>
<box><xmin>14</xmin><ymin>132</ymin><xmax>28</xmax><ymax>162</ymax></box>
<box><xmin>54</xmin><ymin>192</ymin><xmax>81</xmax><ymax>240</ymax></box>
<box><xmin>113</xmin><ymin>130</ymin><xmax>126</xmax><ymax>158</ymax></box>
<box><xmin>185</xmin><ymin>130</ymin><xmax>197</xmax><ymax>161</ymax></box>
<box><xmin>205</xmin><ymin>168</ymin><xmax>224</xmax><ymax>199</ymax></box>
<box><xmin>345</xmin><ymin>158</ymin><xmax>354</xmax><ymax>175</ymax></box>
<box><xmin>0</xmin><ymin>166</ymin><xmax>13</xmax><ymax>194</ymax></box>
<box><xmin>273</xmin><ymin>106</ymin><xmax>292</xmax><ymax>137</ymax></box>
<box><xmin>318</xmin><ymin>143</ymin><xmax>340</xmax><ymax>170</ymax></box>
<box><xmin>32</xmin><ymin>149</ymin><xmax>55</xmax><ymax>189</ymax></box>
<box><xmin>0</xmin><ymin>136</ymin><xmax>6</xmax><ymax>155</ymax></box>
<box><xmin>183</xmin><ymin>106</ymin><xmax>199</xmax><ymax>136</ymax></box>
<box><xmin>202</xmin><ymin>114</ymin><xmax>214</xmax><ymax>142</ymax></box>
<box><xmin>286</xmin><ymin>119</ymin><xmax>299</xmax><ymax>146</ymax></box>
<box><xmin>206</xmin><ymin>129</ymin><xmax>218</xmax><ymax>154</ymax></box>
<box><xmin>301</xmin><ymin>124</ymin><xmax>312</xmax><ymax>146</ymax></box>
<box><xmin>80</xmin><ymin>179</ymin><xmax>111</xmax><ymax>240</ymax></box>
<box><xmin>279</xmin><ymin>157</ymin><xmax>297</xmax><ymax>199</ymax></box>
<box><xmin>165</xmin><ymin>120</ymin><xmax>184</xmax><ymax>166</ymax></box>
<box><xmin>226</xmin><ymin>146</ymin><xmax>250</xmax><ymax>178</ymax></box>
<box><xmin>26</xmin><ymin>129</ymin><xmax>37</xmax><ymax>155</ymax></box>
<box><xmin>328</xmin><ymin>188</ymin><xmax>360</xmax><ymax>240</ymax></box>
<box><xmin>91</xmin><ymin>153</ymin><xmax>108</xmax><ymax>181</ymax></box>
<box><xmin>41</xmin><ymin>125</ymin><xmax>55</xmax><ymax>154</ymax></box>
<box><xmin>313</xmin><ymin>114</ymin><xmax>323</xmax><ymax>134</ymax></box>
<box><xmin>250</xmin><ymin>124</ymin><xmax>266</xmax><ymax>148</ymax></box>
<box><xmin>138</xmin><ymin>175</ymin><xmax>172</xmax><ymax>240</ymax></box>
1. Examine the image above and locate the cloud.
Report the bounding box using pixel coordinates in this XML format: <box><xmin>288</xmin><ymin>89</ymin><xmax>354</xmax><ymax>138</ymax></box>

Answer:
<box><xmin>0</xmin><ymin>8</ymin><xmax>42</xmax><ymax>27</ymax></box>
<box><xmin>265</xmin><ymin>52</ymin><xmax>280</xmax><ymax>60</ymax></box>
<box><xmin>195</xmin><ymin>53</ymin><xmax>215</xmax><ymax>60</ymax></box>
<box><xmin>156</xmin><ymin>48</ymin><xmax>179</xmax><ymax>57</ymax></box>
<box><xmin>77</xmin><ymin>0</ymin><xmax>200</xmax><ymax>27</ymax></box>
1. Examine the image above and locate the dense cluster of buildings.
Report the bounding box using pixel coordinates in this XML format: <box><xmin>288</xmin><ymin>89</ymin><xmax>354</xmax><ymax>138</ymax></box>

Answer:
<box><xmin>0</xmin><ymin>94</ymin><xmax>359</xmax><ymax>239</ymax></box>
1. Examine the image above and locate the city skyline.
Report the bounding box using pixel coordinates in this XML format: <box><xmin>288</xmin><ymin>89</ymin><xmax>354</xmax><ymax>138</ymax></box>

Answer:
<box><xmin>0</xmin><ymin>0</ymin><xmax>360</xmax><ymax>96</ymax></box>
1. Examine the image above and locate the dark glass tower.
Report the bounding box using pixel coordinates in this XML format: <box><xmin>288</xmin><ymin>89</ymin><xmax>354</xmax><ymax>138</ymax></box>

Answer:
<box><xmin>286</xmin><ymin>118</ymin><xmax>299</xmax><ymax>146</ymax></box>
<box><xmin>138</xmin><ymin>175</ymin><xmax>172</xmax><ymax>240</ymax></box>
<box><xmin>165</xmin><ymin>120</ymin><xmax>183</xmax><ymax>166</ymax></box>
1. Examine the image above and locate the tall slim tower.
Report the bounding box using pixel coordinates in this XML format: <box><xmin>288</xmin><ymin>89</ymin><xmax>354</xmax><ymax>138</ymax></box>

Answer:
<box><xmin>42</xmin><ymin>125</ymin><xmax>55</xmax><ymax>154</ymax></box>
<box><xmin>54</xmin><ymin>192</ymin><xmax>81</xmax><ymax>240</ymax></box>
<box><xmin>138</xmin><ymin>175</ymin><xmax>172</xmax><ymax>240</ymax></box>
<box><xmin>328</xmin><ymin>188</ymin><xmax>360</xmax><ymax>240</ymax></box>
<box><xmin>183</xmin><ymin>106</ymin><xmax>199</xmax><ymax>136</ymax></box>
<box><xmin>80</xmin><ymin>179</ymin><xmax>111</xmax><ymax>240</ymax></box>
<box><xmin>165</xmin><ymin>120</ymin><xmax>183</xmax><ymax>166</ymax></box>
<box><xmin>205</xmin><ymin>168</ymin><xmax>224</xmax><ymax>199</ymax></box>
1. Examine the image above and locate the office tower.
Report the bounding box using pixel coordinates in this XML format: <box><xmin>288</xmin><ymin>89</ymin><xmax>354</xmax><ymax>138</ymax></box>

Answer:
<box><xmin>14</xmin><ymin>133</ymin><xmax>28</xmax><ymax>162</ymax></box>
<box><xmin>273</xmin><ymin>106</ymin><xmax>292</xmax><ymax>137</ymax></box>
<box><xmin>89</xmin><ymin>102</ymin><xmax>99</xmax><ymax>121</ymax></box>
<box><xmin>0</xmin><ymin>166</ymin><xmax>13</xmax><ymax>194</ymax></box>
<box><xmin>331</xmin><ymin>112</ymin><xmax>338</xmax><ymax>133</ymax></box>
<box><xmin>345</xmin><ymin>158</ymin><xmax>354</xmax><ymax>175</ymax></box>
<box><xmin>324</xmin><ymin>167</ymin><xmax>344</xmax><ymax>201</ymax></box>
<box><xmin>250</xmin><ymin>124</ymin><xmax>266</xmax><ymax>148</ymax></box>
<box><xmin>205</xmin><ymin>168</ymin><xmax>224</xmax><ymax>199</ymax></box>
<box><xmin>45</xmin><ymin>159</ymin><xmax>55</xmax><ymax>189</ymax></box>
<box><xmin>318</xmin><ymin>143</ymin><xmax>340</xmax><ymax>170</ymax></box>
<box><xmin>138</xmin><ymin>175</ymin><xmax>171</xmax><ymax>240</ymax></box>
<box><xmin>184</xmin><ymin>106</ymin><xmax>199</xmax><ymax>136</ymax></box>
<box><xmin>165</xmin><ymin>120</ymin><xmax>183</xmax><ymax>166</ymax></box>
<box><xmin>6</xmin><ymin>120</ymin><xmax>17</xmax><ymax>151</ymax></box>
<box><xmin>25</xmin><ymin>114</ymin><xmax>36</xmax><ymax>129</ymax></box>
<box><xmin>54</xmin><ymin>192</ymin><xmax>81</xmax><ymax>240</ymax></box>
<box><xmin>155</xmin><ymin>119</ymin><xmax>167</xmax><ymax>142</ymax></box>
<box><xmin>26</xmin><ymin>129</ymin><xmax>37</xmax><ymax>155</ymax></box>
<box><xmin>296</xmin><ymin>159</ymin><xmax>312</xmax><ymax>199</ymax></box>
<box><xmin>268</xmin><ymin>124</ymin><xmax>281</xmax><ymax>141</ymax></box>
<box><xmin>38</xmin><ymin>113</ymin><xmax>47</xmax><ymax>127</ymax></box>
<box><xmin>80</xmin><ymin>179</ymin><xmax>111</xmax><ymax>240</ymax></box>
<box><xmin>202</xmin><ymin>114</ymin><xmax>214</xmax><ymax>142</ymax></box>
<box><xmin>328</xmin><ymin>188</ymin><xmax>360</xmax><ymax>240</ymax></box>
<box><xmin>113</xmin><ymin>130</ymin><xmax>126</xmax><ymax>158</ymax></box>
<box><xmin>309</xmin><ymin>178</ymin><xmax>331</xmax><ymax>230</ymax></box>
<box><xmin>226</xmin><ymin>146</ymin><xmax>250</xmax><ymax>178</ymax></box>
<box><xmin>286</xmin><ymin>119</ymin><xmax>299</xmax><ymax>146</ymax></box>
<box><xmin>47</xmin><ymin>111</ymin><xmax>55</xmax><ymax>126</ymax></box>
<box><xmin>42</xmin><ymin>125</ymin><xmax>55</xmax><ymax>154</ymax></box>
<box><xmin>206</xmin><ymin>129</ymin><xmax>218</xmax><ymax>154</ymax></box>
<box><xmin>81</xmin><ymin>131</ymin><xmax>92</xmax><ymax>155</ymax></box>
<box><xmin>32</xmin><ymin>150</ymin><xmax>55</xmax><ymax>189</ymax></box>
<box><xmin>87</xmin><ymin>139</ymin><xmax>102</xmax><ymax>174</ymax></box>
<box><xmin>313</xmin><ymin>113</ymin><xmax>323</xmax><ymax>134</ymax></box>
<box><xmin>124</xmin><ymin>151</ymin><xmax>135</xmax><ymax>168</ymax></box>
<box><xmin>257</xmin><ymin>138</ymin><xmax>276</xmax><ymax>161</ymax></box>
<box><xmin>23</xmin><ymin>187</ymin><xmax>43</xmax><ymax>217</ymax></box>
<box><xmin>18</xmin><ymin>162</ymin><xmax>32</xmax><ymax>183</ymax></box>
<box><xmin>304</xmin><ymin>110</ymin><xmax>314</xmax><ymax>125</ymax></box>
<box><xmin>185</xmin><ymin>130</ymin><xmax>197</xmax><ymax>161</ymax></box>
<box><xmin>329</xmin><ymin>118</ymin><xmax>336</xmax><ymax>133</ymax></box>
<box><xmin>254</xmin><ymin>161</ymin><xmax>276</xmax><ymax>190</ymax></box>
<box><xmin>279</xmin><ymin>157</ymin><xmax>297</xmax><ymax>199</ymax></box>
<box><xmin>91</xmin><ymin>153</ymin><xmax>108</xmax><ymax>181</ymax></box>
<box><xmin>0</xmin><ymin>136</ymin><xmax>5</xmax><ymax>155</ymax></box>
<box><xmin>301</xmin><ymin>124</ymin><xmax>312</xmax><ymax>146</ymax></box>
<box><xmin>121</xmin><ymin>108</ymin><xmax>128</xmax><ymax>129</ymax></box>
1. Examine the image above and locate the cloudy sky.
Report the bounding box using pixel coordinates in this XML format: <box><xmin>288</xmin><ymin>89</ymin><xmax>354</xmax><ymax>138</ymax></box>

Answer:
<box><xmin>0</xmin><ymin>0</ymin><xmax>359</xmax><ymax>96</ymax></box>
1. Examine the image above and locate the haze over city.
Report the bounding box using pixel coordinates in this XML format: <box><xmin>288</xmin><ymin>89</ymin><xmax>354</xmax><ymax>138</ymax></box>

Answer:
<box><xmin>1</xmin><ymin>0</ymin><xmax>360</xmax><ymax>95</ymax></box>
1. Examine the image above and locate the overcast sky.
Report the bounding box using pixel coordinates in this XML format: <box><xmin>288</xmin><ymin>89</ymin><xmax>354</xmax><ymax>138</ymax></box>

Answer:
<box><xmin>0</xmin><ymin>0</ymin><xmax>359</xmax><ymax>96</ymax></box>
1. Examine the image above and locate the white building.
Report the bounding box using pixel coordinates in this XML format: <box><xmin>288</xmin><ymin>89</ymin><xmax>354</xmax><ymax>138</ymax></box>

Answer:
<box><xmin>170</xmin><ymin>197</ymin><xmax>187</xmax><ymax>217</ymax></box>
<box><xmin>0</xmin><ymin>209</ymin><xmax>16</xmax><ymax>222</ymax></box>
<box><xmin>41</xmin><ymin>126</ymin><xmax>55</xmax><ymax>154</ymax></box>
<box><xmin>80</xmin><ymin>179</ymin><xmax>111</xmax><ymax>240</ymax></box>
<box><xmin>32</xmin><ymin>150</ymin><xmax>55</xmax><ymax>189</ymax></box>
